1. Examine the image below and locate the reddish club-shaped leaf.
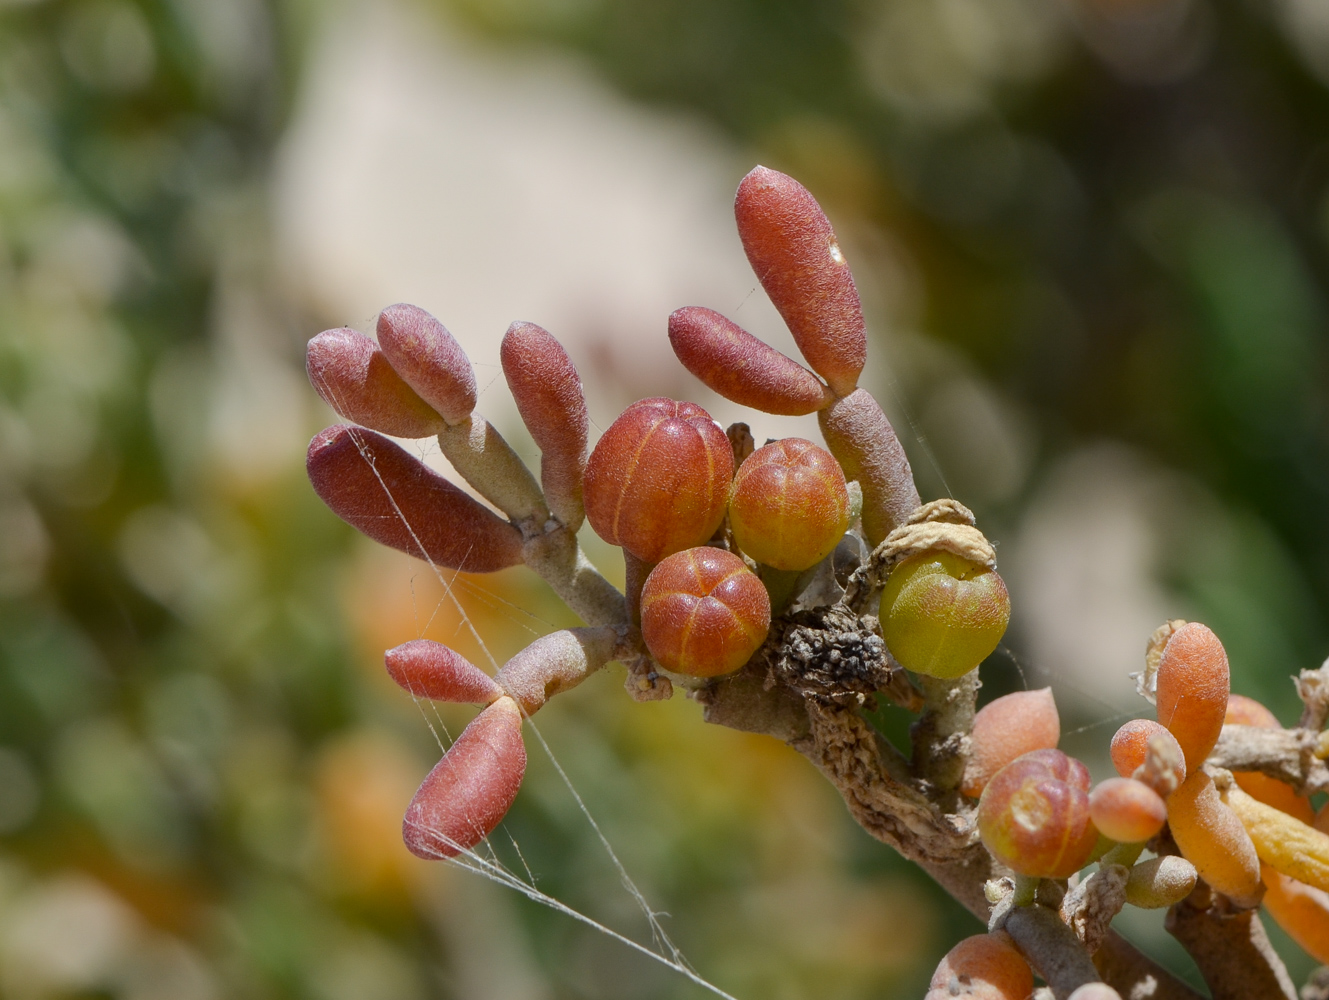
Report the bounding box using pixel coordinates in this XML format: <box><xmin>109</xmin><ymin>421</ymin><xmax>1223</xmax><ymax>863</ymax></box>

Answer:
<box><xmin>818</xmin><ymin>388</ymin><xmax>920</xmax><ymax>546</ymax></box>
<box><xmin>403</xmin><ymin>696</ymin><xmax>526</xmax><ymax>859</ymax></box>
<box><xmin>306</xmin><ymin>327</ymin><xmax>445</xmax><ymax>438</ymax></box>
<box><xmin>667</xmin><ymin>307</ymin><xmax>834</xmax><ymax>416</ymax></box>
<box><xmin>500</xmin><ymin>322</ymin><xmax>589</xmax><ymax>530</ymax></box>
<box><xmin>376</xmin><ymin>303</ymin><xmax>477</xmax><ymax>425</ymax></box>
<box><xmin>1155</xmin><ymin>622</ymin><xmax>1229</xmax><ymax>773</ymax></box>
<box><xmin>583</xmin><ymin>397</ymin><xmax>734</xmax><ymax>563</ymax></box>
<box><xmin>307</xmin><ymin>425</ymin><xmax>523</xmax><ymax>573</ymax></box>
<box><xmin>734</xmin><ymin>166</ymin><xmax>866</xmax><ymax>397</ymax></box>
<box><xmin>385</xmin><ymin>640</ymin><xmax>503</xmax><ymax>704</ymax></box>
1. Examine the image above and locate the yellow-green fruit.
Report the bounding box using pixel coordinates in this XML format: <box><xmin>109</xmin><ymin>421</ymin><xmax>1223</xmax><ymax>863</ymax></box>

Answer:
<box><xmin>880</xmin><ymin>552</ymin><xmax>1010</xmax><ymax>679</ymax></box>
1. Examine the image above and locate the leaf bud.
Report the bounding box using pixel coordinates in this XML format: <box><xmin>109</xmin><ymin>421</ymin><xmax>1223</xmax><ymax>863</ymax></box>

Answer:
<box><xmin>924</xmin><ymin>931</ymin><xmax>1033</xmax><ymax>1000</ymax></box>
<box><xmin>667</xmin><ymin>307</ymin><xmax>834</xmax><ymax>415</ymax></box>
<box><xmin>306</xmin><ymin>425</ymin><xmax>524</xmax><ymax>573</ymax></box>
<box><xmin>376</xmin><ymin>303</ymin><xmax>477</xmax><ymax>424</ymax></box>
<box><xmin>1155</xmin><ymin>622</ymin><xmax>1229</xmax><ymax>773</ymax></box>
<box><xmin>385</xmin><ymin>640</ymin><xmax>502</xmax><ymax>704</ymax></box>
<box><xmin>1109</xmin><ymin>720</ymin><xmax>1185</xmax><ymax>795</ymax></box>
<box><xmin>1123</xmin><ymin>855</ymin><xmax>1197</xmax><ymax>909</ymax></box>
<box><xmin>962</xmin><ymin>687</ymin><xmax>1060</xmax><ymax>799</ymax></box>
<box><xmin>734</xmin><ymin>166</ymin><xmax>866</xmax><ymax>397</ymax></box>
<box><xmin>500</xmin><ymin>322</ymin><xmax>589</xmax><ymax>530</ymax></box>
<box><xmin>1088</xmin><ymin>777</ymin><xmax>1167</xmax><ymax>844</ymax></box>
<box><xmin>1167</xmin><ymin>771</ymin><xmax>1262</xmax><ymax>908</ymax></box>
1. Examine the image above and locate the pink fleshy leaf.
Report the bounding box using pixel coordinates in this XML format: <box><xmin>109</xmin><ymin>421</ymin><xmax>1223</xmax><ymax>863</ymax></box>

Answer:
<box><xmin>735</xmin><ymin>166</ymin><xmax>866</xmax><ymax>397</ymax></box>
<box><xmin>385</xmin><ymin>640</ymin><xmax>503</xmax><ymax>704</ymax></box>
<box><xmin>667</xmin><ymin>307</ymin><xmax>834</xmax><ymax>416</ymax></box>
<box><xmin>500</xmin><ymin>322</ymin><xmax>589</xmax><ymax>530</ymax></box>
<box><xmin>376</xmin><ymin>303</ymin><xmax>477</xmax><ymax>425</ymax></box>
<box><xmin>307</xmin><ymin>425</ymin><xmax>524</xmax><ymax>572</ymax></box>
<box><xmin>306</xmin><ymin>328</ymin><xmax>445</xmax><ymax>438</ymax></box>
<box><xmin>402</xmin><ymin>696</ymin><xmax>526</xmax><ymax>859</ymax></box>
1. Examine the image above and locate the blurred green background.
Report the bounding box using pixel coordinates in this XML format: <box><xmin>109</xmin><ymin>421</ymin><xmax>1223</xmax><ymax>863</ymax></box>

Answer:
<box><xmin>2</xmin><ymin>0</ymin><xmax>1329</xmax><ymax>996</ymax></box>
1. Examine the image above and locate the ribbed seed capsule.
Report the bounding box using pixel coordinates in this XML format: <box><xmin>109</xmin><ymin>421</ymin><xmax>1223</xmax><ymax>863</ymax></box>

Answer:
<box><xmin>583</xmin><ymin>398</ymin><xmax>733</xmax><ymax>563</ymax></box>
<box><xmin>977</xmin><ymin>749</ymin><xmax>1098</xmax><ymax>879</ymax></box>
<box><xmin>880</xmin><ymin>552</ymin><xmax>1010</xmax><ymax>680</ymax></box>
<box><xmin>728</xmin><ymin>438</ymin><xmax>849</xmax><ymax>571</ymax></box>
<box><xmin>639</xmin><ymin>547</ymin><xmax>770</xmax><ymax>677</ymax></box>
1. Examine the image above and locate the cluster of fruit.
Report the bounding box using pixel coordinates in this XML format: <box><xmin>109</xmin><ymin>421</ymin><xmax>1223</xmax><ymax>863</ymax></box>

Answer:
<box><xmin>931</xmin><ymin>621</ymin><xmax>1329</xmax><ymax>997</ymax></box>
<box><xmin>302</xmin><ymin>165</ymin><xmax>1329</xmax><ymax>997</ymax></box>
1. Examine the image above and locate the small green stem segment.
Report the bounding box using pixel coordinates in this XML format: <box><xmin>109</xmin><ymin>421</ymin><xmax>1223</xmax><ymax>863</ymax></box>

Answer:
<box><xmin>758</xmin><ymin>564</ymin><xmax>803</xmax><ymax>614</ymax></box>
<box><xmin>1100</xmin><ymin>841</ymin><xmax>1145</xmax><ymax>869</ymax></box>
<box><xmin>1012</xmin><ymin>875</ymin><xmax>1040</xmax><ymax>907</ymax></box>
<box><xmin>910</xmin><ymin>670</ymin><xmax>980</xmax><ymax>799</ymax></box>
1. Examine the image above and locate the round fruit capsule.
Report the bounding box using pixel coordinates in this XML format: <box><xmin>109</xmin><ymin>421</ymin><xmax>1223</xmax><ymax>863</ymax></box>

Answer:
<box><xmin>977</xmin><ymin>749</ymin><xmax>1098</xmax><ymax>879</ymax></box>
<box><xmin>880</xmin><ymin>552</ymin><xmax>1010</xmax><ymax>679</ymax></box>
<box><xmin>728</xmin><ymin>438</ymin><xmax>849</xmax><ymax>571</ymax></box>
<box><xmin>583</xmin><ymin>398</ymin><xmax>733</xmax><ymax>563</ymax></box>
<box><xmin>1088</xmin><ymin>777</ymin><xmax>1167</xmax><ymax>844</ymax></box>
<box><xmin>639</xmin><ymin>547</ymin><xmax>770</xmax><ymax>677</ymax></box>
<box><xmin>925</xmin><ymin>931</ymin><xmax>1033</xmax><ymax>1000</ymax></box>
<box><xmin>962</xmin><ymin>687</ymin><xmax>1060</xmax><ymax>799</ymax></box>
